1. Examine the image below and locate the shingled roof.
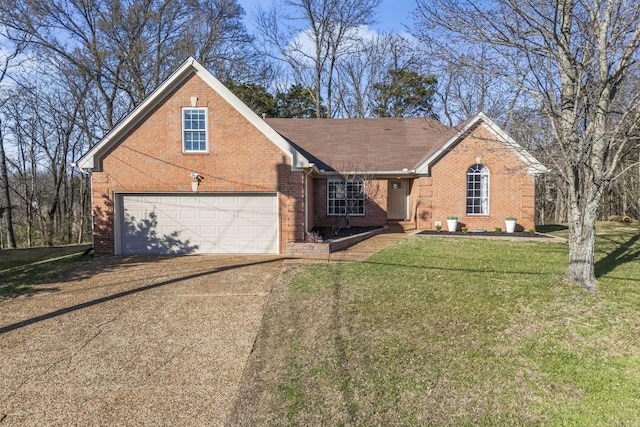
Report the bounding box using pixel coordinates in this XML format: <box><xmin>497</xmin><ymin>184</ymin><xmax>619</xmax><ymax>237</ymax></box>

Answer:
<box><xmin>265</xmin><ymin>117</ymin><xmax>457</xmax><ymax>173</ymax></box>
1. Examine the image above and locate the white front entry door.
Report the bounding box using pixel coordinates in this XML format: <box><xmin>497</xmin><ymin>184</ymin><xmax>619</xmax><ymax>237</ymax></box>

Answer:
<box><xmin>387</xmin><ymin>180</ymin><xmax>409</xmax><ymax>220</ymax></box>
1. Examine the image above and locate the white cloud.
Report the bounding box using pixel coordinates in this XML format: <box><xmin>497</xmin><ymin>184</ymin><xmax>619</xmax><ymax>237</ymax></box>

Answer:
<box><xmin>286</xmin><ymin>24</ymin><xmax>386</xmax><ymax>65</ymax></box>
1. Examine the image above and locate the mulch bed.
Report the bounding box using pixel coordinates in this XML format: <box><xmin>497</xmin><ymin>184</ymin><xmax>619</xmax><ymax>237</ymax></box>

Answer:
<box><xmin>311</xmin><ymin>226</ymin><xmax>383</xmax><ymax>241</ymax></box>
<box><xmin>417</xmin><ymin>230</ymin><xmax>556</xmax><ymax>239</ymax></box>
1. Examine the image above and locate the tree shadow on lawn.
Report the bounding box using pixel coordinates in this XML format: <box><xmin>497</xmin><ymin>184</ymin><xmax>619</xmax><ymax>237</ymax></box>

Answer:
<box><xmin>359</xmin><ymin>259</ymin><xmax>560</xmax><ymax>277</ymax></box>
<box><xmin>0</xmin><ymin>257</ymin><xmax>286</xmax><ymax>335</ymax></box>
<box><xmin>536</xmin><ymin>224</ymin><xmax>569</xmax><ymax>233</ymax></box>
<box><xmin>594</xmin><ymin>233</ymin><xmax>640</xmax><ymax>279</ymax></box>
<box><xmin>0</xmin><ymin>244</ymin><xmax>93</xmax><ymax>270</ymax></box>
<box><xmin>0</xmin><ymin>209</ymin><xmax>203</xmax><ymax>300</ymax></box>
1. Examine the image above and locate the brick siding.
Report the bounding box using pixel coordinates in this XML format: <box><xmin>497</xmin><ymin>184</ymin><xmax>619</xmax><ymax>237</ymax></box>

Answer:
<box><xmin>413</xmin><ymin>124</ymin><xmax>537</xmax><ymax>232</ymax></box>
<box><xmin>91</xmin><ymin>72</ymin><xmax>304</xmax><ymax>254</ymax></box>
<box><xmin>311</xmin><ymin>178</ymin><xmax>389</xmax><ymax>229</ymax></box>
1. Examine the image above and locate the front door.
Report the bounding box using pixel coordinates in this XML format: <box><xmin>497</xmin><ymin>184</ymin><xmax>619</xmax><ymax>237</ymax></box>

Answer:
<box><xmin>387</xmin><ymin>179</ymin><xmax>409</xmax><ymax>220</ymax></box>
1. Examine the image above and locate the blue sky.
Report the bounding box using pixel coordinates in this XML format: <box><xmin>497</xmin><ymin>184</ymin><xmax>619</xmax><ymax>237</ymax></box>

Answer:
<box><xmin>237</xmin><ymin>0</ymin><xmax>417</xmax><ymax>34</ymax></box>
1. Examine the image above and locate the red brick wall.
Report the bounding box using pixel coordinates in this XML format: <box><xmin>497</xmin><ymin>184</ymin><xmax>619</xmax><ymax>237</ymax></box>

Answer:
<box><xmin>311</xmin><ymin>177</ymin><xmax>389</xmax><ymax>229</ymax></box>
<box><xmin>91</xmin><ymin>72</ymin><xmax>304</xmax><ymax>254</ymax></box>
<box><xmin>414</xmin><ymin>124</ymin><xmax>537</xmax><ymax>232</ymax></box>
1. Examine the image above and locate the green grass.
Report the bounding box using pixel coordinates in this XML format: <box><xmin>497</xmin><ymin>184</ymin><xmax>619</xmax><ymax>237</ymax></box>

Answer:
<box><xmin>0</xmin><ymin>244</ymin><xmax>93</xmax><ymax>300</ymax></box>
<box><xmin>238</xmin><ymin>222</ymin><xmax>640</xmax><ymax>426</ymax></box>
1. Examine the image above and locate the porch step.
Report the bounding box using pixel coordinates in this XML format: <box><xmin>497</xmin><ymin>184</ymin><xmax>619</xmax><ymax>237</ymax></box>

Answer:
<box><xmin>386</xmin><ymin>220</ymin><xmax>416</xmax><ymax>232</ymax></box>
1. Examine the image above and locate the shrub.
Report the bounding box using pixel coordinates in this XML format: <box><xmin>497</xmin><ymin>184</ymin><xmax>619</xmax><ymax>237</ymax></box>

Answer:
<box><xmin>461</xmin><ymin>226</ymin><xmax>468</xmax><ymax>233</ymax></box>
<box><xmin>305</xmin><ymin>230</ymin><xmax>323</xmax><ymax>242</ymax></box>
<box><xmin>495</xmin><ymin>227</ymin><xmax>502</xmax><ymax>233</ymax></box>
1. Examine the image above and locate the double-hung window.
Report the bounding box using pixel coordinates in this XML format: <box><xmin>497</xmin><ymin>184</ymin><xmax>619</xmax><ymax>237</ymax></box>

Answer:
<box><xmin>182</xmin><ymin>107</ymin><xmax>207</xmax><ymax>152</ymax></box>
<box><xmin>327</xmin><ymin>178</ymin><xmax>365</xmax><ymax>216</ymax></box>
<box><xmin>466</xmin><ymin>164</ymin><xmax>489</xmax><ymax>214</ymax></box>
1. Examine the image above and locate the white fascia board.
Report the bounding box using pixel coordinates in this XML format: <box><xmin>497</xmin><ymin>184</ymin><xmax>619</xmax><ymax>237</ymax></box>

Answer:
<box><xmin>187</xmin><ymin>60</ymin><xmax>310</xmax><ymax>170</ymax></box>
<box><xmin>414</xmin><ymin>112</ymin><xmax>549</xmax><ymax>176</ymax></box>
<box><xmin>414</xmin><ymin>115</ymin><xmax>482</xmax><ymax>175</ymax></box>
<box><xmin>477</xmin><ymin>113</ymin><xmax>550</xmax><ymax>175</ymax></box>
<box><xmin>77</xmin><ymin>57</ymin><xmax>311</xmax><ymax>171</ymax></box>
<box><xmin>315</xmin><ymin>169</ymin><xmax>417</xmax><ymax>177</ymax></box>
<box><xmin>76</xmin><ymin>58</ymin><xmax>198</xmax><ymax>170</ymax></box>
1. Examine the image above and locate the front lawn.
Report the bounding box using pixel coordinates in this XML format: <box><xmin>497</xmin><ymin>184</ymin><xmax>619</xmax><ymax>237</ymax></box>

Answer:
<box><xmin>231</xmin><ymin>222</ymin><xmax>640</xmax><ymax>425</ymax></box>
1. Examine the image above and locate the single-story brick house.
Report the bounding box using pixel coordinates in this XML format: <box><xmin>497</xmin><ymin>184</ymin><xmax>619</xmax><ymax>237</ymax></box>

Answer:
<box><xmin>77</xmin><ymin>57</ymin><xmax>548</xmax><ymax>255</ymax></box>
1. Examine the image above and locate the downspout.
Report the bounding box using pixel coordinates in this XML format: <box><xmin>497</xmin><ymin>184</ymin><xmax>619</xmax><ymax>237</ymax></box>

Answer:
<box><xmin>304</xmin><ymin>173</ymin><xmax>308</xmax><ymax>238</ymax></box>
<box><xmin>303</xmin><ymin>164</ymin><xmax>316</xmax><ymax>238</ymax></box>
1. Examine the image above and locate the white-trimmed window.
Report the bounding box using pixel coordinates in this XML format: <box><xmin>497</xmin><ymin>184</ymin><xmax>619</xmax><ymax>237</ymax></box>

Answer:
<box><xmin>466</xmin><ymin>164</ymin><xmax>489</xmax><ymax>214</ymax></box>
<box><xmin>182</xmin><ymin>107</ymin><xmax>208</xmax><ymax>152</ymax></box>
<box><xmin>327</xmin><ymin>178</ymin><xmax>365</xmax><ymax>216</ymax></box>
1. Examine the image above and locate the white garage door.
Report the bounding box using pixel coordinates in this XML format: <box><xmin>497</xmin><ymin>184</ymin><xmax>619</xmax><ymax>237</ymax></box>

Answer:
<box><xmin>117</xmin><ymin>193</ymin><xmax>278</xmax><ymax>254</ymax></box>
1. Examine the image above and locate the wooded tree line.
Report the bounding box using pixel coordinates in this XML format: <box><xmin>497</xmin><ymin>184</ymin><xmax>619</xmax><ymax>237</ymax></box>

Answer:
<box><xmin>0</xmin><ymin>0</ymin><xmax>639</xmax><ymax>285</ymax></box>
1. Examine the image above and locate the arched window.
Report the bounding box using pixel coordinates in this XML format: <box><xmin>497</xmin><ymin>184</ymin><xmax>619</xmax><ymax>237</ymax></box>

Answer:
<box><xmin>467</xmin><ymin>164</ymin><xmax>489</xmax><ymax>214</ymax></box>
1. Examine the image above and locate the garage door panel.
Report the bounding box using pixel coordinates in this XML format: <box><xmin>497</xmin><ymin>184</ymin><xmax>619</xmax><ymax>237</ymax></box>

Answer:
<box><xmin>200</xmin><ymin>225</ymin><xmax>219</xmax><ymax>235</ymax></box>
<box><xmin>219</xmin><ymin>210</ymin><xmax>235</xmax><ymax>221</ymax></box>
<box><xmin>180</xmin><ymin>210</ymin><xmax>197</xmax><ymax>220</ymax></box>
<box><xmin>258</xmin><ymin>211</ymin><xmax>276</xmax><ymax>220</ymax></box>
<box><xmin>119</xmin><ymin>193</ymin><xmax>278</xmax><ymax>254</ymax></box>
<box><xmin>238</xmin><ymin>211</ymin><xmax>256</xmax><ymax>220</ymax></box>
<box><xmin>200</xmin><ymin>210</ymin><xmax>219</xmax><ymax>220</ymax></box>
<box><xmin>161</xmin><ymin>212</ymin><xmax>180</xmax><ymax>222</ymax></box>
<box><xmin>238</xmin><ymin>225</ymin><xmax>256</xmax><ymax>235</ymax></box>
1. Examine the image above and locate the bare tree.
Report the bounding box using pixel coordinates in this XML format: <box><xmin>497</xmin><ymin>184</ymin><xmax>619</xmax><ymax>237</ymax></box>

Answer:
<box><xmin>334</xmin><ymin>32</ymin><xmax>424</xmax><ymax>118</ymax></box>
<box><xmin>0</xmin><ymin>30</ymin><xmax>27</xmax><ymax>248</ymax></box>
<box><xmin>256</xmin><ymin>0</ymin><xmax>381</xmax><ymax>118</ymax></box>
<box><xmin>0</xmin><ymin>119</ymin><xmax>16</xmax><ymax>248</ymax></box>
<box><xmin>330</xmin><ymin>162</ymin><xmax>381</xmax><ymax>231</ymax></box>
<box><xmin>415</xmin><ymin>0</ymin><xmax>640</xmax><ymax>292</ymax></box>
<box><xmin>0</xmin><ymin>0</ymin><xmax>255</xmax><ymax>128</ymax></box>
<box><xmin>430</xmin><ymin>47</ymin><xmax>523</xmax><ymax>127</ymax></box>
<box><xmin>0</xmin><ymin>0</ymin><xmax>256</xmax><ymax>248</ymax></box>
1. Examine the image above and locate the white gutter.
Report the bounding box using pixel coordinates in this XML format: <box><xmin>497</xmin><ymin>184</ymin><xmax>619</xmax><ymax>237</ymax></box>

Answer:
<box><xmin>315</xmin><ymin>169</ymin><xmax>417</xmax><ymax>176</ymax></box>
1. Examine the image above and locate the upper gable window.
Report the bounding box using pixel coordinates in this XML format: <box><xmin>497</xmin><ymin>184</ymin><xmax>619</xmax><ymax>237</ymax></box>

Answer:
<box><xmin>182</xmin><ymin>107</ymin><xmax>208</xmax><ymax>152</ymax></box>
<box><xmin>466</xmin><ymin>164</ymin><xmax>489</xmax><ymax>215</ymax></box>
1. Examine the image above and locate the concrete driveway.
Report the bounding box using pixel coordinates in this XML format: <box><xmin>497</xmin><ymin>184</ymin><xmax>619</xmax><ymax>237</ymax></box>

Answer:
<box><xmin>0</xmin><ymin>255</ymin><xmax>284</xmax><ymax>426</ymax></box>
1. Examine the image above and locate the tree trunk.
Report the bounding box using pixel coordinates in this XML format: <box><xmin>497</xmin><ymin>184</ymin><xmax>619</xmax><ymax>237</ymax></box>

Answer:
<box><xmin>0</xmin><ymin>125</ymin><xmax>16</xmax><ymax>248</ymax></box>
<box><xmin>565</xmin><ymin>193</ymin><xmax>600</xmax><ymax>293</ymax></box>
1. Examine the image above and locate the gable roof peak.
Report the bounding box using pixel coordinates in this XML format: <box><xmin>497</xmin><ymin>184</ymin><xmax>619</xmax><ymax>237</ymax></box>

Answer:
<box><xmin>415</xmin><ymin>112</ymin><xmax>549</xmax><ymax>175</ymax></box>
<box><xmin>77</xmin><ymin>57</ymin><xmax>311</xmax><ymax>171</ymax></box>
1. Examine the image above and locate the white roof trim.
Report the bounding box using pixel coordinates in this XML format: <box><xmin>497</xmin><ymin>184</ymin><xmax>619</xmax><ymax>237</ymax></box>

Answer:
<box><xmin>414</xmin><ymin>112</ymin><xmax>549</xmax><ymax>176</ymax></box>
<box><xmin>315</xmin><ymin>169</ymin><xmax>417</xmax><ymax>176</ymax></box>
<box><xmin>77</xmin><ymin>57</ymin><xmax>311</xmax><ymax>171</ymax></box>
